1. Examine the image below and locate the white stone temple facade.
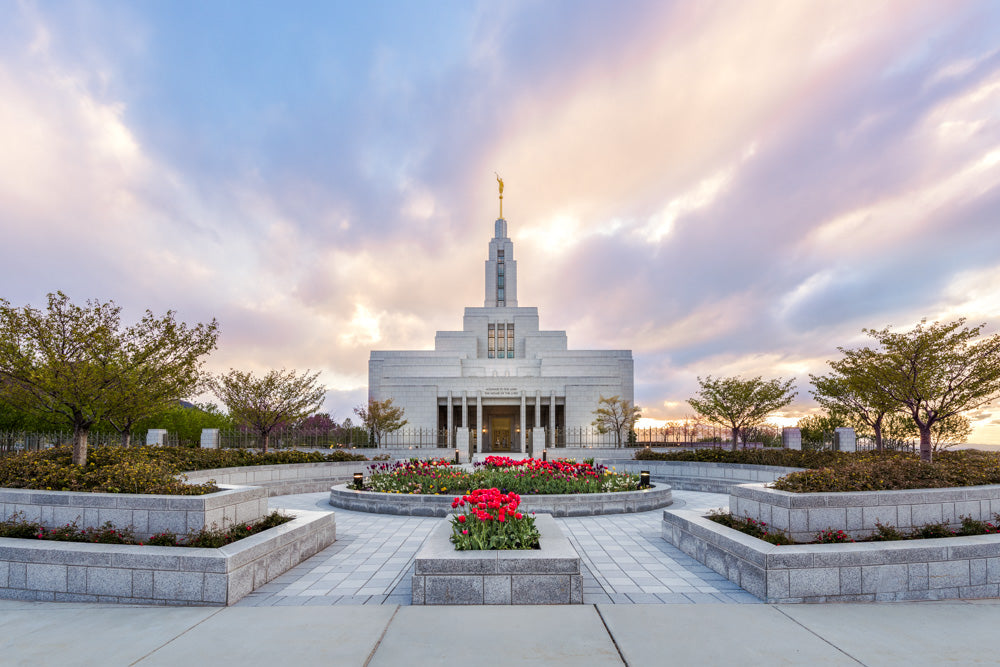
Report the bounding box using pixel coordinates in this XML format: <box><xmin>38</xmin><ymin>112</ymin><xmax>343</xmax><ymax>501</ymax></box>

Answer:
<box><xmin>368</xmin><ymin>204</ymin><xmax>633</xmax><ymax>454</ymax></box>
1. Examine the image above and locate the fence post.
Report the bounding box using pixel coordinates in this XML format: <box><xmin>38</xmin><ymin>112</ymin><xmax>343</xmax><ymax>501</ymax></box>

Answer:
<box><xmin>835</xmin><ymin>427</ymin><xmax>856</xmax><ymax>452</ymax></box>
<box><xmin>146</xmin><ymin>429</ymin><xmax>168</xmax><ymax>446</ymax></box>
<box><xmin>200</xmin><ymin>428</ymin><xmax>220</xmax><ymax>449</ymax></box>
<box><xmin>782</xmin><ymin>427</ymin><xmax>801</xmax><ymax>451</ymax></box>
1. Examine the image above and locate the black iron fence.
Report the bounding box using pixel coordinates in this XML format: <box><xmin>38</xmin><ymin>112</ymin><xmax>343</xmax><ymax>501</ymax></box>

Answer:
<box><xmin>0</xmin><ymin>430</ymin><xmax>163</xmax><ymax>457</ymax></box>
<box><xmin>217</xmin><ymin>427</ymin><xmax>453</xmax><ymax>450</ymax></box>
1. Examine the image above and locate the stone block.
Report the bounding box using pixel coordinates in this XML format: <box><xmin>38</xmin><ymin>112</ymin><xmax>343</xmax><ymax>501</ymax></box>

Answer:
<box><xmin>25</xmin><ymin>563</ymin><xmax>67</xmax><ymax>592</ymax></box>
<box><xmin>147</xmin><ymin>510</ymin><xmax>188</xmax><ymax>535</ymax></box>
<box><xmin>411</xmin><ymin>575</ymin><xmax>425</xmax><ymax>605</ymax></box>
<box><xmin>862</xmin><ymin>564</ymin><xmax>909</xmax><ymax>594</ymax></box>
<box><xmin>910</xmin><ymin>503</ymin><xmax>944</xmax><ymax>526</ymax></box>
<box><xmin>907</xmin><ymin>562</ymin><xmax>928</xmax><ymax>591</ymax></box>
<box><xmin>765</xmin><ymin>569</ymin><xmax>789</xmax><ymax>599</ymax></box>
<box><xmin>67</xmin><ymin>566</ymin><xmax>87</xmax><ymax>594</ymax></box>
<box><xmin>425</xmin><ymin>575</ymin><xmax>483</xmax><ymax>604</ymax></box>
<box><xmin>86</xmin><ymin>567</ymin><xmax>132</xmax><ymax>597</ymax></box>
<box><xmin>483</xmin><ymin>576</ymin><xmax>511</xmax><ymax>604</ymax></box>
<box><xmin>9</xmin><ymin>562</ymin><xmax>26</xmax><ymax>588</ymax></box>
<box><xmin>203</xmin><ymin>573</ymin><xmax>228</xmax><ymax>603</ymax></box>
<box><xmin>840</xmin><ymin>567</ymin><xmax>862</xmax><ymax>595</ymax></box>
<box><xmin>861</xmin><ymin>505</ymin><xmax>898</xmax><ymax>530</ymax></box>
<box><xmin>153</xmin><ymin>571</ymin><xmax>205</xmax><ymax>601</ymax></box>
<box><xmin>928</xmin><ymin>560</ymin><xmax>970</xmax><ymax>589</ymax></box>
<box><xmin>788</xmin><ymin>567</ymin><xmax>840</xmax><ymax>598</ymax></box>
<box><xmin>132</xmin><ymin>569</ymin><xmax>153</xmax><ymax>598</ymax></box>
<box><xmin>970</xmin><ymin>558</ymin><xmax>987</xmax><ymax>586</ymax></box>
<box><xmin>511</xmin><ymin>575</ymin><xmax>572</xmax><ymax>604</ymax></box>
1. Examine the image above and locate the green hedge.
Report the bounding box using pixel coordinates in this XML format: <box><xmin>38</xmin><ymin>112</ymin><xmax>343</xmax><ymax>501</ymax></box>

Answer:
<box><xmin>0</xmin><ymin>445</ymin><xmax>370</xmax><ymax>494</ymax></box>
<box><xmin>634</xmin><ymin>447</ymin><xmax>1000</xmax><ymax>493</ymax></box>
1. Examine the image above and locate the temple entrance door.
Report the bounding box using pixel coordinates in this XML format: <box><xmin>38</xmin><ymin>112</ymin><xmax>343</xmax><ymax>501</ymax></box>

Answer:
<box><xmin>491</xmin><ymin>417</ymin><xmax>512</xmax><ymax>452</ymax></box>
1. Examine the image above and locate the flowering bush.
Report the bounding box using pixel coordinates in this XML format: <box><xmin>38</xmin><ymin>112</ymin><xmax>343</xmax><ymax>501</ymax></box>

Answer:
<box><xmin>815</xmin><ymin>528</ymin><xmax>854</xmax><ymax>543</ymax></box>
<box><xmin>0</xmin><ymin>511</ymin><xmax>291</xmax><ymax>547</ymax></box>
<box><xmin>362</xmin><ymin>455</ymin><xmax>640</xmax><ymax>495</ymax></box>
<box><xmin>449</xmin><ymin>488</ymin><xmax>540</xmax><ymax>550</ymax></box>
<box><xmin>706</xmin><ymin>510</ymin><xmax>793</xmax><ymax>545</ymax></box>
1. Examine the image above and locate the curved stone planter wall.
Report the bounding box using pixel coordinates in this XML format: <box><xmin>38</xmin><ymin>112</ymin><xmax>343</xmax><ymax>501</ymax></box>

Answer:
<box><xmin>0</xmin><ymin>508</ymin><xmax>335</xmax><ymax>606</ymax></box>
<box><xmin>600</xmin><ymin>460</ymin><xmax>804</xmax><ymax>493</ymax></box>
<box><xmin>185</xmin><ymin>461</ymin><xmax>369</xmax><ymax>497</ymax></box>
<box><xmin>329</xmin><ymin>484</ymin><xmax>672</xmax><ymax>517</ymax></box>
<box><xmin>730</xmin><ymin>482</ymin><xmax>1000</xmax><ymax>542</ymax></box>
<box><xmin>663</xmin><ymin>508</ymin><xmax>1000</xmax><ymax>603</ymax></box>
<box><xmin>0</xmin><ymin>485</ymin><xmax>268</xmax><ymax>540</ymax></box>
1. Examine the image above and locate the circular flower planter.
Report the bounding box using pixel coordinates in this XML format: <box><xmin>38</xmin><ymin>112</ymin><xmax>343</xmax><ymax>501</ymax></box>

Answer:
<box><xmin>329</xmin><ymin>483</ymin><xmax>672</xmax><ymax>517</ymax></box>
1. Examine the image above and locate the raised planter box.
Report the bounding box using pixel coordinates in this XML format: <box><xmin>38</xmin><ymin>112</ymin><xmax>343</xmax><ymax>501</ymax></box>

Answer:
<box><xmin>329</xmin><ymin>483</ymin><xmax>672</xmax><ymax>517</ymax></box>
<box><xmin>601</xmin><ymin>460</ymin><xmax>804</xmax><ymax>493</ymax></box>
<box><xmin>730</xmin><ymin>482</ymin><xmax>1000</xmax><ymax>541</ymax></box>
<box><xmin>0</xmin><ymin>508</ymin><xmax>336</xmax><ymax>606</ymax></box>
<box><xmin>412</xmin><ymin>514</ymin><xmax>582</xmax><ymax>605</ymax></box>
<box><xmin>185</xmin><ymin>461</ymin><xmax>366</xmax><ymax>496</ymax></box>
<box><xmin>662</xmin><ymin>508</ymin><xmax>1000</xmax><ymax>603</ymax></box>
<box><xmin>0</xmin><ymin>484</ymin><xmax>268</xmax><ymax>540</ymax></box>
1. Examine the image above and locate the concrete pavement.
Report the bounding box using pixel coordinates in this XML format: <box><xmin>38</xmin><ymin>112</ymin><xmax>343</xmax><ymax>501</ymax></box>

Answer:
<box><xmin>3</xmin><ymin>598</ymin><xmax>999</xmax><ymax>665</ymax></box>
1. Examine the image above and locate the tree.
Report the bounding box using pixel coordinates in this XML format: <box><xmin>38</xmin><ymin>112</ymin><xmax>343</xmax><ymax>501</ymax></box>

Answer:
<box><xmin>810</xmin><ymin>352</ymin><xmax>898</xmax><ymax>451</ymax></box>
<box><xmin>0</xmin><ymin>292</ymin><xmax>217</xmax><ymax>465</ymax></box>
<box><xmin>856</xmin><ymin>319</ymin><xmax>1000</xmax><ymax>462</ymax></box>
<box><xmin>796</xmin><ymin>412</ymin><xmax>847</xmax><ymax>448</ymax></box>
<box><xmin>355</xmin><ymin>398</ymin><xmax>407</xmax><ymax>446</ymax></box>
<box><xmin>137</xmin><ymin>401</ymin><xmax>234</xmax><ymax>447</ymax></box>
<box><xmin>210</xmin><ymin>369</ymin><xmax>326</xmax><ymax>453</ymax></box>
<box><xmin>591</xmin><ymin>395</ymin><xmax>641</xmax><ymax>448</ymax></box>
<box><xmin>102</xmin><ymin>310</ymin><xmax>219</xmax><ymax>446</ymax></box>
<box><xmin>687</xmin><ymin>375</ymin><xmax>797</xmax><ymax>450</ymax></box>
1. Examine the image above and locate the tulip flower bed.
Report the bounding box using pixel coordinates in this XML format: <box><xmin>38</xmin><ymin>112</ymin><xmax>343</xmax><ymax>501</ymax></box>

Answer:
<box><xmin>449</xmin><ymin>488</ymin><xmax>540</xmax><ymax>550</ymax></box>
<box><xmin>363</xmin><ymin>455</ymin><xmax>640</xmax><ymax>495</ymax></box>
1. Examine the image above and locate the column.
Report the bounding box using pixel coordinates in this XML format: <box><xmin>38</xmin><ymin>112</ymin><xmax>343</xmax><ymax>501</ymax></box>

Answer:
<box><xmin>534</xmin><ymin>390</ymin><xmax>541</xmax><ymax>426</ymax></box>
<box><xmin>446</xmin><ymin>391</ymin><xmax>453</xmax><ymax>447</ymax></box>
<box><xmin>549</xmin><ymin>392</ymin><xmax>556</xmax><ymax>447</ymax></box>
<box><xmin>476</xmin><ymin>391</ymin><xmax>483</xmax><ymax>453</ymax></box>
<box><xmin>520</xmin><ymin>392</ymin><xmax>527</xmax><ymax>453</ymax></box>
<box><xmin>461</xmin><ymin>391</ymin><xmax>468</xmax><ymax>428</ymax></box>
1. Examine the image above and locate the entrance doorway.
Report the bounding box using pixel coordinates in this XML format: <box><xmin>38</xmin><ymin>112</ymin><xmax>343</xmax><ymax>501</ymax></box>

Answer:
<box><xmin>491</xmin><ymin>417</ymin><xmax>512</xmax><ymax>451</ymax></box>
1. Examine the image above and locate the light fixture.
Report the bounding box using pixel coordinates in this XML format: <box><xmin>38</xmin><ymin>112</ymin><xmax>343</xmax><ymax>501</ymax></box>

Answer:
<box><xmin>542</xmin><ymin>449</ymin><xmax>547</xmax><ymax>461</ymax></box>
<box><xmin>454</xmin><ymin>449</ymin><xmax>460</xmax><ymax>464</ymax></box>
<box><xmin>640</xmin><ymin>471</ymin><xmax>650</xmax><ymax>489</ymax></box>
<box><xmin>353</xmin><ymin>472</ymin><xmax>363</xmax><ymax>490</ymax></box>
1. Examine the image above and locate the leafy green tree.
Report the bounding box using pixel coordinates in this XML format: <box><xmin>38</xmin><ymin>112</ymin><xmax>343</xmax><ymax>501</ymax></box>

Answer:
<box><xmin>0</xmin><ymin>292</ymin><xmax>217</xmax><ymax>465</ymax></box>
<box><xmin>137</xmin><ymin>401</ymin><xmax>234</xmax><ymax>447</ymax></box>
<box><xmin>591</xmin><ymin>395</ymin><xmax>642</xmax><ymax>448</ymax></box>
<box><xmin>810</xmin><ymin>351</ymin><xmax>897</xmax><ymax>450</ymax></box>
<box><xmin>101</xmin><ymin>310</ymin><xmax>218</xmax><ymax>447</ymax></box>
<box><xmin>850</xmin><ymin>319</ymin><xmax>1000</xmax><ymax>462</ymax></box>
<box><xmin>354</xmin><ymin>398</ymin><xmax>407</xmax><ymax>446</ymax></box>
<box><xmin>687</xmin><ymin>375</ymin><xmax>797</xmax><ymax>450</ymax></box>
<box><xmin>796</xmin><ymin>412</ymin><xmax>847</xmax><ymax>447</ymax></box>
<box><xmin>209</xmin><ymin>369</ymin><xmax>326</xmax><ymax>453</ymax></box>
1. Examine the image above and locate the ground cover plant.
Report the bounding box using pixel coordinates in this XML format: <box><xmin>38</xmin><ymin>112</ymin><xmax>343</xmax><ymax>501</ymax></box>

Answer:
<box><xmin>449</xmin><ymin>488</ymin><xmax>540</xmax><ymax>550</ymax></box>
<box><xmin>636</xmin><ymin>447</ymin><xmax>1000</xmax><ymax>493</ymax></box>
<box><xmin>0</xmin><ymin>445</ymin><xmax>369</xmax><ymax>494</ymax></box>
<box><xmin>0</xmin><ymin>510</ymin><xmax>292</xmax><ymax>547</ymax></box>
<box><xmin>707</xmin><ymin>511</ymin><xmax>1000</xmax><ymax>544</ymax></box>
<box><xmin>363</xmin><ymin>455</ymin><xmax>640</xmax><ymax>495</ymax></box>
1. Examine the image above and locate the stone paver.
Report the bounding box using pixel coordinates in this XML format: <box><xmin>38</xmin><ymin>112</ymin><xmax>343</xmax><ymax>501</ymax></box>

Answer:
<box><xmin>239</xmin><ymin>489</ymin><xmax>743</xmax><ymax>606</ymax></box>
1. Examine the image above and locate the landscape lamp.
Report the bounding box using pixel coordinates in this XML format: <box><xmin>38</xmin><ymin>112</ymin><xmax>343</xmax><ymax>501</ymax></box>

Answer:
<box><xmin>353</xmin><ymin>473</ymin><xmax>363</xmax><ymax>490</ymax></box>
<box><xmin>640</xmin><ymin>471</ymin><xmax>650</xmax><ymax>489</ymax></box>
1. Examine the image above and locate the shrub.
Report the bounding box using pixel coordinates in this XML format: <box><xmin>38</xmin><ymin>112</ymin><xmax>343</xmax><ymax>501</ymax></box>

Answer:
<box><xmin>0</xmin><ymin>445</ymin><xmax>372</xmax><ymax>495</ymax></box>
<box><xmin>815</xmin><ymin>528</ymin><xmax>853</xmax><ymax>543</ymax></box>
<box><xmin>706</xmin><ymin>510</ymin><xmax>794</xmax><ymax>545</ymax></box>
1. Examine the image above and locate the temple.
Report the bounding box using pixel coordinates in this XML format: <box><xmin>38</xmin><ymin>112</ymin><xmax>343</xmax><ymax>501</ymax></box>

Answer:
<box><xmin>368</xmin><ymin>186</ymin><xmax>633</xmax><ymax>453</ymax></box>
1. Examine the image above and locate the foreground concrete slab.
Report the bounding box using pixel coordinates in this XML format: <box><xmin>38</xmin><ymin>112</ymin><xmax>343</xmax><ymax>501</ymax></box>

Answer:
<box><xmin>370</xmin><ymin>605</ymin><xmax>623</xmax><ymax>666</ymax></box>
<box><xmin>598</xmin><ymin>604</ymin><xmax>860</xmax><ymax>666</ymax></box>
<box><xmin>133</xmin><ymin>606</ymin><xmax>396</xmax><ymax>666</ymax></box>
<box><xmin>777</xmin><ymin>601</ymin><xmax>1000</xmax><ymax>666</ymax></box>
<box><xmin>0</xmin><ymin>600</ymin><xmax>219</xmax><ymax>667</ymax></box>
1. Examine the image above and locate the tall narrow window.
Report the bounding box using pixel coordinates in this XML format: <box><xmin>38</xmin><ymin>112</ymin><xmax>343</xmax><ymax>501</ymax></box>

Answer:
<box><xmin>507</xmin><ymin>324</ymin><xmax>515</xmax><ymax>358</ymax></box>
<box><xmin>488</xmin><ymin>323</ymin><xmax>495</xmax><ymax>359</ymax></box>
<box><xmin>496</xmin><ymin>249</ymin><xmax>505</xmax><ymax>306</ymax></box>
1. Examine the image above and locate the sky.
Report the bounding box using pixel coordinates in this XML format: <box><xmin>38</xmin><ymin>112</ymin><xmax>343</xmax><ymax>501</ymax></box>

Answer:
<box><xmin>2</xmin><ymin>0</ymin><xmax>1000</xmax><ymax>442</ymax></box>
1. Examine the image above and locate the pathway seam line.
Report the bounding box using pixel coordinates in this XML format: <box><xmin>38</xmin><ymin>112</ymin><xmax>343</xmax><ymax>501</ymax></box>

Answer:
<box><xmin>771</xmin><ymin>605</ymin><xmax>869</xmax><ymax>666</ymax></box>
<box><xmin>363</xmin><ymin>604</ymin><xmax>401</xmax><ymax>667</ymax></box>
<box><xmin>128</xmin><ymin>608</ymin><xmax>226</xmax><ymax>666</ymax></box>
<box><xmin>594</xmin><ymin>604</ymin><xmax>629</xmax><ymax>666</ymax></box>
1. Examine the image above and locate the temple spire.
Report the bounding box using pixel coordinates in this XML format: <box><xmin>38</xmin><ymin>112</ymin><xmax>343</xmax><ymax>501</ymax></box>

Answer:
<box><xmin>495</xmin><ymin>173</ymin><xmax>504</xmax><ymax>219</ymax></box>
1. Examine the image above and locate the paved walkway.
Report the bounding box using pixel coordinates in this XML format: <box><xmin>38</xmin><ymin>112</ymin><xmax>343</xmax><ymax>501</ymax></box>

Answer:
<box><xmin>5</xmin><ymin>599</ymin><xmax>1000</xmax><ymax>665</ymax></box>
<box><xmin>237</xmin><ymin>490</ymin><xmax>754</xmax><ymax>607</ymax></box>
